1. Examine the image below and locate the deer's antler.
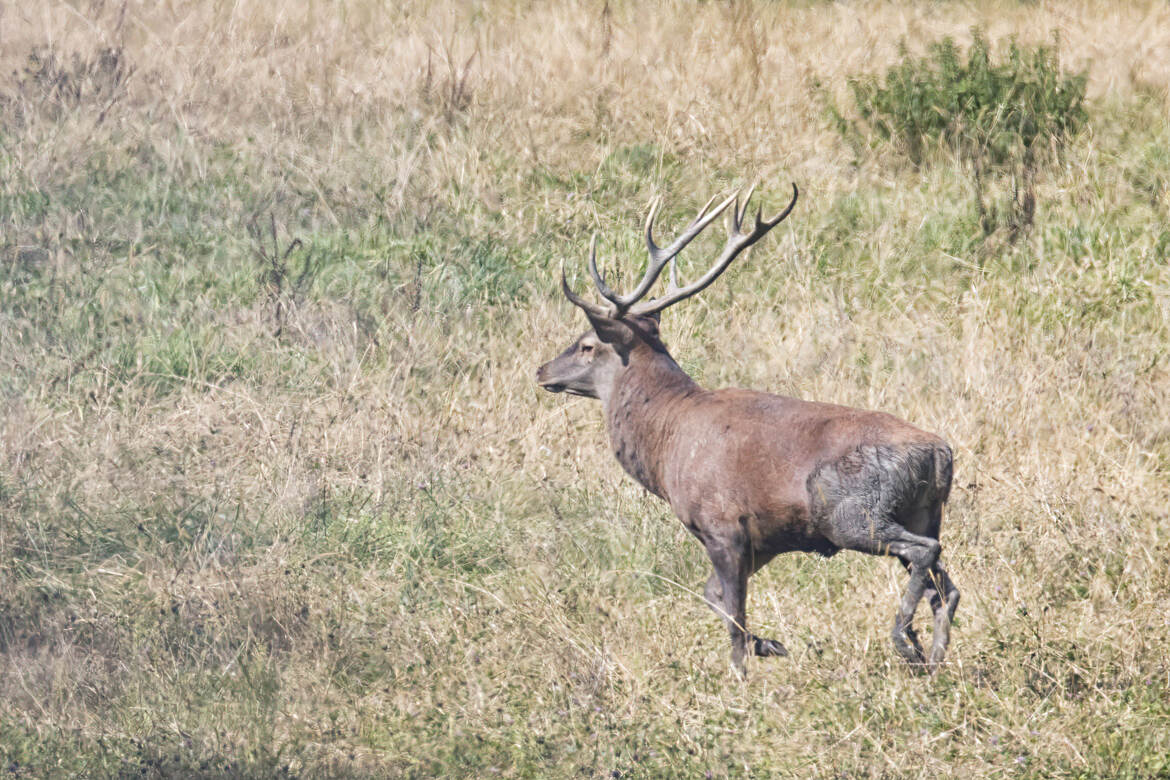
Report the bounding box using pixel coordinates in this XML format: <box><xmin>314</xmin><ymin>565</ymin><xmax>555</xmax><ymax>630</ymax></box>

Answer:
<box><xmin>562</xmin><ymin>183</ymin><xmax>798</xmax><ymax>319</ymax></box>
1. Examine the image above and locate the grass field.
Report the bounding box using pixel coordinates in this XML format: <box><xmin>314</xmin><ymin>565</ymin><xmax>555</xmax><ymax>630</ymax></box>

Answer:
<box><xmin>2</xmin><ymin>1</ymin><xmax>1169</xmax><ymax>776</ymax></box>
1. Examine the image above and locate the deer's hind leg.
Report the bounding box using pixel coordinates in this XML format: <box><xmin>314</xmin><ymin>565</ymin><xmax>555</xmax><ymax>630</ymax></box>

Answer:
<box><xmin>820</xmin><ymin>499</ymin><xmax>941</xmax><ymax>668</ymax></box>
<box><xmin>926</xmin><ymin>562</ymin><xmax>960</xmax><ymax>671</ymax></box>
<box><xmin>810</xmin><ymin>446</ymin><xmax>956</xmax><ymax>670</ymax></box>
<box><xmin>884</xmin><ymin>528</ymin><xmax>941</xmax><ymax>668</ymax></box>
<box><xmin>915</xmin><ymin>501</ymin><xmax>960</xmax><ymax>671</ymax></box>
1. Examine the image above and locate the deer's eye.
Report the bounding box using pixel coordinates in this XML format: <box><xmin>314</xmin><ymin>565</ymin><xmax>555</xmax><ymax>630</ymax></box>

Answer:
<box><xmin>580</xmin><ymin>343</ymin><xmax>594</xmax><ymax>354</ymax></box>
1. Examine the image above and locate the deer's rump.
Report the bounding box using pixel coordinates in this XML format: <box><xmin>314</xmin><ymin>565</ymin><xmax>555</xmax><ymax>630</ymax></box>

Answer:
<box><xmin>806</xmin><ymin>441</ymin><xmax>953</xmax><ymax>533</ymax></box>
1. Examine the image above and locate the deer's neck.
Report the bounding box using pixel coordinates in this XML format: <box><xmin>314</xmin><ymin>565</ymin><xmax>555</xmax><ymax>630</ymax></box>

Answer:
<box><xmin>600</xmin><ymin>346</ymin><xmax>699</xmax><ymax>499</ymax></box>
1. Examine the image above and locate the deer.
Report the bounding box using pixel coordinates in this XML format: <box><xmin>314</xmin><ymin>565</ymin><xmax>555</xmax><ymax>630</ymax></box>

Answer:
<box><xmin>535</xmin><ymin>183</ymin><xmax>960</xmax><ymax>676</ymax></box>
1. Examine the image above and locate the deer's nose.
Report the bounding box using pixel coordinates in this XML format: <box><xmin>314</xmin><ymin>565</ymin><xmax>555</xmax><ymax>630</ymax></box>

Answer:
<box><xmin>535</xmin><ymin>363</ymin><xmax>565</xmax><ymax>393</ymax></box>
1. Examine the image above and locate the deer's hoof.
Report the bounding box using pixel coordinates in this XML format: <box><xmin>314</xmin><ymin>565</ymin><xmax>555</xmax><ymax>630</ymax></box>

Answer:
<box><xmin>752</xmin><ymin>636</ymin><xmax>789</xmax><ymax>658</ymax></box>
<box><xmin>892</xmin><ymin>629</ymin><xmax>927</xmax><ymax>668</ymax></box>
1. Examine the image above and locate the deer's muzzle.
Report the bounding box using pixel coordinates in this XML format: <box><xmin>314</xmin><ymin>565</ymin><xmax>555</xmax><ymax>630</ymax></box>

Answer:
<box><xmin>535</xmin><ymin>364</ymin><xmax>565</xmax><ymax>393</ymax></box>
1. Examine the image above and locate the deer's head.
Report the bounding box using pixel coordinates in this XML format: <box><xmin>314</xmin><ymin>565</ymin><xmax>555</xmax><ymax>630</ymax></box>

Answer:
<box><xmin>536</xmin><ymin>183</ymin><xmax>798</xmax><ymax>401</ymax></box>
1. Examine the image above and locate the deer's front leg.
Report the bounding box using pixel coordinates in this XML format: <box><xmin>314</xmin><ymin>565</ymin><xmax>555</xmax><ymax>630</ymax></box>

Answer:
<box><xmin>702</xmin><ymin>544</ymin><xmax>788</xmax><ymax>674</ymax></box>
<box><xmin>704</xmin><ymin>520</ymin><xmax>785</xmax><ymax>675</ymax></box>
<box><xmin>703</xmin><ymin>571</ymin><xmax>788</xmax><ymax>659</ymax></box>
<box><xmin>705</xmin><ymin>545</ymin><xmax>748</xmax><ymax>675</ymax></box>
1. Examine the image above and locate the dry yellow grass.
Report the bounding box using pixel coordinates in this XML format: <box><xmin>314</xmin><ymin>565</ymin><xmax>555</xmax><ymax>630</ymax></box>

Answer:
<box><xmin>2</xmin><ymin>0</ymin><xmax>1169</xmax><ymax>777</ymax></box>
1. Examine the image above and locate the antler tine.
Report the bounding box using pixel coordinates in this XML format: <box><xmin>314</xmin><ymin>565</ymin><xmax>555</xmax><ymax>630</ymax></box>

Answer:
<box><xmin>642</xmin><ymin>195</ymin><xmax>672</xmax><ymax>292</ymax></box>
<box><xmin>737</xmin><ymin>181</ymin><xmax>757</xmax><ymax>231</ymax></box>
<box><xmin>760</xmin><ymin>181</ymin><xmax>799</xmax><ymax>230</ymax></box>
<box><xmin>561</xmin><ymin>255</ymin><xmax>613</xmax><ymax>319</ymax></box>
<box><xmin>632</xmin><ymin>182</ymin><xmax>799</xmax><ymax>318</ymax></box>
<box><xmin>660</xmin><ymin>192</ymin><xmax>698</xmax><ymax>292</ymax></box>
<box><xmin>643</xmin><ymin>195</ymin><xmax>664</xmax><ymax>252</ymax></box>
<box><xmin>585</xmin><ymin>233</ymin><xmax>624</xmax><ymax>313</ymax></box>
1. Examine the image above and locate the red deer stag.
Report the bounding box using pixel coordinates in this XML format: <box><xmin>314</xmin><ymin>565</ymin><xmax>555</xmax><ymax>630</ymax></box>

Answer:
<box><xmin>536</xmin><ymin>184</ymin><xmax>960</xmax><ymax>675</ymax></box>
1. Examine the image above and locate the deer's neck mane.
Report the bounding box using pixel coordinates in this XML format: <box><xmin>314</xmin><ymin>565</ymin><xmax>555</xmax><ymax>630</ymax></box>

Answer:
<box><xmin>601</xmin><ymin>345</ymin><xmax>699</xmax><ymax>499</ymax></box>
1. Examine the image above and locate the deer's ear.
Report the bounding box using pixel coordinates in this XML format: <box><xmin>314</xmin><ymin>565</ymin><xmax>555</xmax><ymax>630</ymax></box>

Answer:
<box><xmin>583</xmin><ymin>310</ymin><xmax>634</xmax><ymax>346</ymax></box>
<box><xmin>635</xmin><ymin>312</ymin><xmax>660</xmax><ymax>339</ymax></box>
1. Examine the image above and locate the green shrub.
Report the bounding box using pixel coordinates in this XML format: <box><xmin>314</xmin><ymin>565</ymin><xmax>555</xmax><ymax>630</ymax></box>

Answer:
<box><xmin>830</xmin><ymin>30</ymin><xmax>1088</xmax><ymax>240</ymax></box>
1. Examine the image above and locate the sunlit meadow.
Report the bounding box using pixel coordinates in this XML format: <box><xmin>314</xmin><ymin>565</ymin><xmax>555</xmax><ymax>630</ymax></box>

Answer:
<box><xmin>2</xmin><ymin>1</ymin><xmax>1169</xmax><ymax>776</ymax></box>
